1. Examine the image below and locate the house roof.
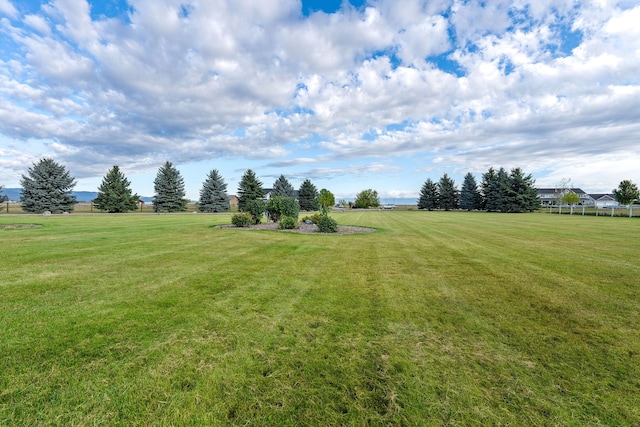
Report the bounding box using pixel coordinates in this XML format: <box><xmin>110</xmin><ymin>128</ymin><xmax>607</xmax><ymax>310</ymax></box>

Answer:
<box><xmin>536</xmin><ymin>188</ymin><xmax>588</xmax><ymax>195</ymax></box>
<box><xmin>589</xmin><ymin>194</ymin><xmax>615</xmax><ymax>200</ymax></box>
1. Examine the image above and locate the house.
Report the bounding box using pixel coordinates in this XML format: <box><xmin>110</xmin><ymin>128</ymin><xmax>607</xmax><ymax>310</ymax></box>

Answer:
<box><xmin>589</xmin><ymin>194</ymin><xmax>617</xmax><ymax>208</ymax></box>
<box><xmin>536</xmin><ymin>188</ymin><xmax>594</xmax><ymax>206</ymax></box>
<box><xmin>228</xmin><ymin>195</ymin><xmax>239</xmax><ymax>209</ymax></box>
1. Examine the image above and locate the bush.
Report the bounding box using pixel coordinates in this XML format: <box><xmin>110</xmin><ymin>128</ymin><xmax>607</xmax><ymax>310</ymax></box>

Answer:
<box><xmin>244</xmin><ymin>199</ymin><xmax>266</xmax><ymax>224</ymax></box>
<box><xmin>231</xmin><ymin>212</ymin><xmax>252</xmax><ymax>227</ymax></box>
<box><xmin>267</xmin><ymin>196</ymin><xmax>299</xmax><ymax>223</ymax></box>
<box><xmin>317</xmin><ymin>215</ymin><xmax>338</xmax><ymax>233</ymax></box>
<box><xmin>278</xmin><ymin>216</ymin><xmax>298</xmax><ymax>230</ymax></box>
<box><xmin>301</xmin><ymin>213</ymin><xmax>322</xmax><ymax>224</ymax></box>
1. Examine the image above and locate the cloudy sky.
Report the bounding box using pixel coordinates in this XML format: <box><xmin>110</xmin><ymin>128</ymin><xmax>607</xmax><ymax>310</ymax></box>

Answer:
<box><xmin>0</xmin><ymin>0</ymin><xmax>638</xmax><ymax>201</ymax></box>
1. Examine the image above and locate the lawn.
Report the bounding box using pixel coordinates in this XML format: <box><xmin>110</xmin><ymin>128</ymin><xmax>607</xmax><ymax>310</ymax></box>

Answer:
<box><xmin>1</xmin><ymin>211</ymin><xmax>639</xmax><ymax>425</ymax></box>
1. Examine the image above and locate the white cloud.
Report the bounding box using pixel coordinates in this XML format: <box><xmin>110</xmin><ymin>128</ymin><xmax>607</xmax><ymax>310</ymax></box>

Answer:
<box><xmin>0</xmin><ymin>0</ymin><xmax>638</xmax><ymax>198</ymax></box>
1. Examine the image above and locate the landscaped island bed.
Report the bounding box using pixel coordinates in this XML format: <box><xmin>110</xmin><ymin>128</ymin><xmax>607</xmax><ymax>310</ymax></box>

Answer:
<box><xmin>1</xmin><ymin>211</ymin><xmax>638</xmax><ymax>425</ymax></box>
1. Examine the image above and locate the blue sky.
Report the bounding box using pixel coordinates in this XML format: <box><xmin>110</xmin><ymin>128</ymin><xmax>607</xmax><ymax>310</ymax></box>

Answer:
<box><xmin>1</xmin><ymin>0</ymin><xmax>639</xmax><ymax>201</ymax></box>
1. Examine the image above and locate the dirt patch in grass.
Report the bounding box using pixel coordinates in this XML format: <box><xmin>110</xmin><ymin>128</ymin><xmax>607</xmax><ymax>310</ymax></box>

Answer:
<box><xmin>1</xmin><ymin>223</ymin><xmax>43</xmax><ymax>230</ymax></box>
<box><xmin>216</xmin><ymin>221</ymin><xmax>375</xmax><ymax>234</ymax></box>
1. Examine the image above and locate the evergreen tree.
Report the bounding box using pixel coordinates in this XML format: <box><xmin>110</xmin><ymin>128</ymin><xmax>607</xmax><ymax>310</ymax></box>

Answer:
<box><xmin>504</xmin><ymin>168</ymin><xmax>540</xmax><ymax>212</ymax></box>
<box><xmin>418</xmin><ymin>179</ymin><xmax>438</xmax><ymax>210</ymax></box>
<box><xmin>483</xmin><ymin>167</ymin><xmax>508</xmax><ymax>212</ymax></box>
<box><xmin>272</xmin><ymin>175</ymin><xmax>296</xmax><ymax>198</ymax></box>
<box><xmin>437</xmin><ymin>173</ymin><xmax>458</xmax><ymax>211</ymax></box>
<box><xmin>459</xmin><ymin>172</ymin><xmax>481</xmax><ymax>211</ymax></box>
<box><xmin>199</xmin><ymin>169</ymin><xmax>230</xmax><ymax>212</ymax></box>
<box><xmin>94</xmin><ymin>165</ymin><xmax>139</xmax><ymax>213</ymax></box>
<box><xmin>237</xmin><ymin>169</ymin><xmax>264</xmax><ymax>212</ymax></box>
<box><xmin>298</xmin><ymin>179</ymin><xmax>319</xmax><ymax>211</ymax></box>
<box><xmin>153</xmin><ymin>161</ymin><xmax>188</xmax><ymax>212</ymax></box>
<box><xmin>20</xmin><ymin>158</ymin><xmax>77</xmax><ymax>213</ymax></box>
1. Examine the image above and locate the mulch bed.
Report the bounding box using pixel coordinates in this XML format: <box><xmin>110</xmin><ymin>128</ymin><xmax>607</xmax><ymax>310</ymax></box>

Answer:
<box><xmin>0</xmin><ymin>224</ymin><xmax>43</xmax><ymax>229</ymax></box>
<box><xmin>215</xmin><ymin>221</ymin><xmax>375</xmax><ymax>234</ymax></box>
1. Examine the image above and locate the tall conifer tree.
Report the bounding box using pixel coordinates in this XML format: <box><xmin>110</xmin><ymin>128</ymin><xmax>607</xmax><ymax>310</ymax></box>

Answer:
<box><xmin>298</xmin><ymin>179</ymin><xmax>319</xmax><ymax>211</ymax></box>
<box><xmin>459</xmin><ymin>172</ymin><xmax>481</xmax><ymax>211</ymax></box>
<box><xmin>272</xmin><ymin>175</ymin><xmax>296</xmax><ymax>198</ymax></box>
<box><xmin>437</xmin><ymin>173</ymin><xmax>458</xmax><ymax>211</ymax></box>
<box><xmin>237</xmin><ymin>169</ymin><xmax>264</xmax><ymax>212</ymax></box>
<box><xmin>199</xmin><ymin>169</ymin><xmax>230</xmax><ymax>212</ymax></box>
<box><xmin>20</xmin><ymin>158</ymin><xmax>77</xmax><ymax>213</ymax></box>
<box><xmin>418</xmin><ymin>178</ymin><xmax>439</xmax><ymax>210</ymax></box>
<box><xmin>94</xmin><ymin>165</ymin><xmax>139</xmax><ymax>213</ymax></box>
<box><xmin>153</xmin><ymin>161</ymin><xmax>188</xmax><ymax>212</ymax></box>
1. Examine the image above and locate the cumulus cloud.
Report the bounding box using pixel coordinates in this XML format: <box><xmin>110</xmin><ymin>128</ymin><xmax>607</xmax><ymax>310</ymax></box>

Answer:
<box><xmin>0</xmin><ymin>0</ymin><xmax>638</xmax><ymax>196</ymax></box>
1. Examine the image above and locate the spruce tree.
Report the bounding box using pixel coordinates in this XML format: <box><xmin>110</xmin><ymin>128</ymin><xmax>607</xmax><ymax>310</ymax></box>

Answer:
<box><xmin>418</xmin><ymin>178</ymin><xmax>439</xmax><ymax>210</ymax></box>
<box><xmin>459</xmin><ymin>172</ymin><xmax>481</xmax><ymax>211</ymax></box>
<box><xmin>272</xmin><ymin>175</ymin><xmax>296</xmax><ymax>198</ymax></box>
<box><xmin>298</xmin><ymin>179</ymin><xmax>319</xmax><ymax>211</ymax></box>
<box><xmin>483</xmin><ymin>167</ymin><xmax>508</xmax><ymax>212</ymax></box>
<box><xmin>199</xmin><ymin>169</ymin><xmax>230</xmax><ymax>212</ymax></box>
<box><xmin>20</xmin><ymin>158</ymin><xmax>77</xmax><ymax>213</ymax></box>
<box><xmin>153</xmin><ymin>161</ymin><xmax>188</xmax><ymax>212</ymax></box>
<box><xmin>437</xmin><ymin>173</ymin><xmax>458</xmax><ymax>211</ymax></box>
<box><xmin>504</xmin><ymin>168</ymin><xmax>540</xmax><ymax>212</ymax></box>
<box><xmin>94</xmin><ymin>166</ymin><xmax>139</xmax><ymax>213</ymax></box>
<box><xmin>237</xmin><ymin>169</ymin><xmax>264</xmax><ymax>212</ymax></box>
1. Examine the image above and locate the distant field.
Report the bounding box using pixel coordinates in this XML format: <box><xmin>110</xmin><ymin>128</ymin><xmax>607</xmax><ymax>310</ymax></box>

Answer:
<box><xmin>1</xmin><ymin>211</ymin><xmax>639</xmax><ymax>425</ymax></box>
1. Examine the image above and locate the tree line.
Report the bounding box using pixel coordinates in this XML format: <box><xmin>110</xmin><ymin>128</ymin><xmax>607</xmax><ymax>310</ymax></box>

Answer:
<box><xmin>13</xmin><ymin>158</ymin><xmax>331</xmax><ymax>215</ymax></box>
<box><xmin>8</xmin><ymin>159</ymin><xmax>639</xmax><ymax>215</ymax></box>
<box><xmin>418</xmin><ymin>167</ymin><xmax>541</xmax><ymax>213</ymax></box>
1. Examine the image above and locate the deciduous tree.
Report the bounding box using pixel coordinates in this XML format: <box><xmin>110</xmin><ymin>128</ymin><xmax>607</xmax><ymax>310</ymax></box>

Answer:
<box><xmin>199</xmin><ymin>169</ymin><xmax>230</xmax><ymax>212</ymax></box>
<box><xmin>94</xmin><ymin>165</ymin><xmax>139</xmax><ymax>213</ymax></box>
<box><xmin>20</xmin><ymin>158</ymin><xmax>77</xmax><ymax>213</ymax></box>
<box><xmin>153</xmin><ymin>161</ymin><xmax>188</xmax><ymax>212</ymax></box>
<box><xmin>613</xmin><ymin>180</ymin><xmax>640</xmax><ymax>205</ymax></box>
<box><xmin>318</xmin><ymin>188</ymin><xmax>335</xmax><ymax>208</ymax></box>
<box><xmin>354</xmin><ymin>189</ymin><xmax>380</xmax><ymax>209</ymax></box>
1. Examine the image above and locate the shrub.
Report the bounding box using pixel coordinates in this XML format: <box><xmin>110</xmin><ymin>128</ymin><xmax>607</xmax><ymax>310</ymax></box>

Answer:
<box><xmin>267</xmin><ymin>196</ymin><xmax>299</xmax><ymax>223</ymax></box>
<box><xmin>301</xmin><ymin>213</ymin><xmax>322</xmax><ymax>224</ymax></box>
<box><xmin>244</xmin><ymin>199</ymin><xmax>266</xmax><ymax>224</ymax></box>
<box><xmin>231</xmin><ymin>212</ymin><xmax>252</xmax><ymax>227</ymax></box>
<box><xmin>278</xmin><ymin>216</ymin><xmax>298</xmax><ymax>230</ymax></box>
<box><xmin>317</xmin><ymin>214</ymin><xmax>338</xmax><ymax>233</ymax></box>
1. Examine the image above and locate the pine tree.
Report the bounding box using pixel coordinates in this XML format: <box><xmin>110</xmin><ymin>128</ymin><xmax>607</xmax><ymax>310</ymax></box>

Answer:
<box><xmin>199</xmin><ymin>169</ymin><xmax>230</xmax><ymax>212</ymax></box>
<box><xmin>298</xmin><ymin>179</ymin><xmax>319</xmax><ymax>211</ymax></box>
<box><xmin>483</xmin><ymin>167</ymin><xmax>509</xmax><ymax>212</ymax></box>
<box><xmin>237</xmin><ymin>169</ymin><xmax>264</xmax><ymax>212</ymax></box>
<box><xmin>418</xmin><ymin>179</ymin><xmax>438</xmax><ymax>210</ymax></box>
<box><xmin>437</xmin><ymin>173</ymin><xmax>458</xmax><ymax>211</ymax></box>
<box><xmin>153</xmin><ymin>161</ymin><xmax>187</xmax><ymax>212</ymax></box>
<box><xmin>459</xmin><ymin>172</ymin><xmax>481</xmax><ymax>211</ymax></box>
<box><xmin>504</xmin><ymin>168</ymin><xmax>540</xmax><ymax>212</ymax></box>
<box><xmin>20</xmin><ymin>158</ymin><xmax>77</xmax><ymax>213</ymax></box>
<box><xmin>93</xmin><ymin>166</ymin><xmax>139</xmax><ymax>213</ymax></box>
<box><xmin>613</xmin><ymin>180</ymin><xmax>640</xmax><ymax>205</ymax></box>
<box><xmin>272</xmin><ymin>175</ymin><xmax>296</xmax><ymax>198</ymax></box>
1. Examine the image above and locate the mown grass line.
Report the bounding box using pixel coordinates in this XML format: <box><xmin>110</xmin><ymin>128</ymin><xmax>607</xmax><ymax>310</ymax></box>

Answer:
<box><xmin>1</xmin><ymin>212</ymin><xmax>639</xmax><ymax>425</ymax></box>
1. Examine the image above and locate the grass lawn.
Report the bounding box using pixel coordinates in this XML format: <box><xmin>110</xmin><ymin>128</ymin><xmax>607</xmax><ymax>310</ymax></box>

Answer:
<box><xmin>1</xmin><ymin>211</ymin><xmax>639</xmax><ymax>425</ymax></box>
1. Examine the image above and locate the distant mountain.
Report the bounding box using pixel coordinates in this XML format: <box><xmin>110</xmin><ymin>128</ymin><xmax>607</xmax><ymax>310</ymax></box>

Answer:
<box><xmin>0</xmin><ymin>188</ymin><xmax>153</xmax><ymax>203</ymax></box>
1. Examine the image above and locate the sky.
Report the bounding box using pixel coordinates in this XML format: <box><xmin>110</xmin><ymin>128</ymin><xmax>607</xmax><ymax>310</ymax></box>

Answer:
<box><xmin>0</xmin><ymin>0</ymin><xmax>639</xmax><ymax>202</ymax></box>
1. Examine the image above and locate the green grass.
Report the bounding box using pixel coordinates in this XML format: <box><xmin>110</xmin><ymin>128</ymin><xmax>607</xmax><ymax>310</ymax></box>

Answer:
<box><xmin>1</xmin><ymin>211</ymin><xmax>639</xmax><ymax>425</ymax></box>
